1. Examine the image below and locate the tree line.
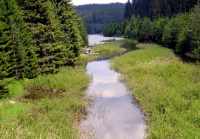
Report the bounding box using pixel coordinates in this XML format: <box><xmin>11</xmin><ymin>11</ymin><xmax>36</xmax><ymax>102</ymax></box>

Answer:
<box><xmin>104</xmin><ymin>0</ymin><xmax>200</xmax><ymax>60</ymax></box>
<box><xmin>0</xmin><ymin>0</ymin><xmax>87</xmax><ymax>97</ymax></box>
<box><xmin>124</xmin><ymin>0</ymin><xmax>198</xmax><ymax>19</ymax></box>
<box><xmin>76</xmin><ymin>3</ymin><xmax>125</xmax><ymax>34</ymax></box>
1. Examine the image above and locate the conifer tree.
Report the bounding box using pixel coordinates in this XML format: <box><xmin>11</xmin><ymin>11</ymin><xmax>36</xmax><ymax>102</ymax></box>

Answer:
<box><xmin>0</xmin><ymin>0</ymin><xmax>38</xmax><ymax>79</ymax></box>
<box><xmin>124</xmin><ymin>0</ymin><xmax>132</xmax><ymax>19</ymax></box>
<box><xmin>54</xmin><ymin>0</ymin><xmax>84</xmax><ymax>64</ymax></box>
<box><xmin>17</xmin><ymin>0</ymin><xmax>72</xmax><ymax>73</ymax></box>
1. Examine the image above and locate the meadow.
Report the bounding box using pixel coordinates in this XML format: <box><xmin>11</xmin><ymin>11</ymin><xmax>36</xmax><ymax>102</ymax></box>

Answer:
<box><xmin>0</xmin><ymin>66</ymin><xmax>89</xmax><ymax>139</ymax></box>
<box><xmin>112</xmin><ymin>43</ymin><xmax>200</xmax><ymax>139</ymax></box>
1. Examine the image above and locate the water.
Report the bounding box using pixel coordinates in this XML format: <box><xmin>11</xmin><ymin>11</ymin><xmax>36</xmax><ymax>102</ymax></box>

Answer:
<box><xmin>80</xmin><ymin>35</ymin><xmax>146</xmax><ymax>139</ymax></box>
<box><xmin>88</xmin><ymin>34</ymin><xmax>123</xmax><ymax>46</ymax></box>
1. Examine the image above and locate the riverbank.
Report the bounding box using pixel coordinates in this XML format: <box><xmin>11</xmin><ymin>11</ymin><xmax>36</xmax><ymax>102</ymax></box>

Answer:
<box><xmin>112</xmin><ymin>43</ymin><xmax>200</xmax><ymax>138</ymax></box>
<box><xmin>80</xmin><ymin>39</ymin><xmax>137</xmax><ymax>62</ymax></box>
<box><xmin>0</xmin><ymin>66</ymin><xmax>89</xmax><ymax>139</ymax></box>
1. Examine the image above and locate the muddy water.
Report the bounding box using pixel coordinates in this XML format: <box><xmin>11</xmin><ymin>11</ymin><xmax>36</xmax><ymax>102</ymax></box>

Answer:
<box><xmin>80</xmin><ymin>60</ymin><xmax>146</xmax><ymax>139</ymax></box>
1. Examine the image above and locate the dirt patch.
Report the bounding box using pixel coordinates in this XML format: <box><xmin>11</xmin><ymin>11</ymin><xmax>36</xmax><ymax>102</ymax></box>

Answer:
<box><xmin>23</xmin><ymin>86</ymin><xmax>65</xmax><ymax>100</ymax></box>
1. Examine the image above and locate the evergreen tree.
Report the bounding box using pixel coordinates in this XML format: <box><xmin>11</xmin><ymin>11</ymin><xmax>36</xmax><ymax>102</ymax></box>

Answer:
<box><xmin>54</xmin><ymin>0</ymin><xmax>84</xmax><ymax>64</ymax></box>
<box><xmin>17</xmin><ymin>0</ymin><xmax>74</xmax><ymax>73</ymax></box>
<box><xmin>124</xmin><ymin>0</ymin><xmax>132</xmax><ymax>19</ymax></box>
<box><xmin>0</xmin><ymin>0</ymin><xmax>38</xmax><ymax>79</ymax></box>
<box><xmin>189</xmin><ymin>4</ymin><xmax>200</xmax><ymax>59</ymax></box>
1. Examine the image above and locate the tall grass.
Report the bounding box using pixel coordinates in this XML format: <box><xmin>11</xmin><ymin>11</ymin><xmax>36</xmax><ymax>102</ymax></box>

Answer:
<box><xmin>0</xmin><ymin>66</ymin><xmax>89</xmax><ymax>139</ymax></box>
<box><xmin>82</xmin><ymin>39</ymin><xmax>137</xmax><ymax>61</ymax></box>
<box><xmin>112</xmin><ymin>44</ymin><xmax>200</xmax><ymax>139</ymax></box>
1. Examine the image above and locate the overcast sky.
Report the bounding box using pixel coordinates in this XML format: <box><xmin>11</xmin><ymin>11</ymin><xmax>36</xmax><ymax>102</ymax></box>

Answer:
<box><xmin>72</xmin><ymin>0</ymin><xmax>127</xmax><ymax>6</ymax></box>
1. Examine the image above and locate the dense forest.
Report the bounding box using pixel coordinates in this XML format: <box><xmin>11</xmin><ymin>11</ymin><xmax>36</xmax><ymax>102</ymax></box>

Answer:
<box><xmin>104</xmin><ymin>0</ymin><xmax>200</xmax><ymax>60</ymax></box>
<box><xmin>0</xmin><ymin>0</ymin><xmax>87</xmax><ymax>97</ymax></box>
<box><xmin>76</xmin><ymin>3</ymin><xmax>125</xmax><ymax>34</ymax></box>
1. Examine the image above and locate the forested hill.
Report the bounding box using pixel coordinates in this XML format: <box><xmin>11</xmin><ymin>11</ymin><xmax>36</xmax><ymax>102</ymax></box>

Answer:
<box><xmin>76</xmin><ymin>3</ymin><xmax>125</xmax><ymax>34</ymax></box>
<box><xmin>103</xmin><ymin>0</ymin><xmax>199</xmax><ymax>60</ymax></box>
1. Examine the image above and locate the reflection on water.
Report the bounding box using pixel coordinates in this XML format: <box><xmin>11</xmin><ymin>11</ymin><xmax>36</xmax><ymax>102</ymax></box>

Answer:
<box><xmin>88</xmin><ymin>34</ymin><xmax>123</xmax><ymax>46</ymax></box>
<box><xmin>80</xmin><ymin>61</ymin><xmax>146</xmax><ymax>139</ymax></box>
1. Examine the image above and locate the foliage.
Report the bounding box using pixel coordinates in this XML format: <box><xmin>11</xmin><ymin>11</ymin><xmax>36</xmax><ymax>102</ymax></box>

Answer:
<box><xmin>124</xmin><ymin>0</ymin><xmax>132</xmax><ymax>19</ymax></box>
<box><xmin>189</xmin><ymin>4</ymin><xmax>200</xmax><ymax>59</ymax></box>
<box><xmin>107</xmin><ymin>1</ymin><xmax>200</xmax><ymax>59</ymax></box>
<box><xmin>112</xmin><ymin>44</ymin><xmax>200</xmax><ymax>139</ymax></box>
<box><xmin>124</xmin><ymin>17</ymin><xmax>141</xmax><ymax>39</ymax></box>
<box><xmin>103</xmin><ymin>23</ymin><xmax>124</xmax><ymax>37</ymax></box>
<box><xmin>89</xmin><ymin>40</ymin><xmax>137</xmax><ymax>60</ymax></box>
<box><xmin>137</xmin><ymin>17</ymin><xmax>153</xmax><ymax>42</ymax></box>
<box><xmin>76</xmin><ymin>3</ymin><xmax>125</xmax><ymax>33</ymax></box>
<box><xmin>0</xmin><ymin>0</ymin><xmax>38</xmax><ymax>79</ymax></box>
<box><xmin>152</xmin><ymin>18</ymin><xmax>167</xmax><ymax>43</ymax></box>
<box><xmin>0</xmin><ymin>0</ymin><xmax>87</xmax><ymax>96</ymax></box>
<box><xmin>124</xmin><ymin>0</ymin><xmax>198</xmax><ymax>19</ymax></box>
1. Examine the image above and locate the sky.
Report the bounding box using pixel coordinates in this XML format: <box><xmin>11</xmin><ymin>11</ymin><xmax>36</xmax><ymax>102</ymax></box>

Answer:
<box><xmin>72</xmin><ymin>0</ymin><xmax>127</xmax><ymax>6</ymax></box>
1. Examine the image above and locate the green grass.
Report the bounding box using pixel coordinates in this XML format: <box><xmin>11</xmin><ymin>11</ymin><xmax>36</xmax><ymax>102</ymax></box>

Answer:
<box><xmin>81</xmin><ymin>39</ymin><xmax>137</xmax><ymax>61</ymax></box>
<box><xmin>112</xmin><ymin>43</ymin><xmax>200</xmax><ymax>139</ymax></box>
<box><xmin>0</xmin><ymin>66</ymin><xmax>89</xmax><ymax>139</ymax></box>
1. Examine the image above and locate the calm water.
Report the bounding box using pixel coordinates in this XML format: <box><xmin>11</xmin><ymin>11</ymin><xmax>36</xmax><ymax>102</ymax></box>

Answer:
<box><xmin>80</xmin><ymin>35</ymin><xmax>146</xmax><ymax>139</ymax></box>
<box><xmin>88</xmin><ymin>34</ymin><xmax>123</xmax><ymax>46</ymax></box>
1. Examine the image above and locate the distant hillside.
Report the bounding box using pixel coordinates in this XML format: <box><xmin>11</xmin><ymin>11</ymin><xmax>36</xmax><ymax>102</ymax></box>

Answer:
<box><xmin>76</xmin><ymin>3</ymin><xmax>125</xmax><ymax>34</ymax></box>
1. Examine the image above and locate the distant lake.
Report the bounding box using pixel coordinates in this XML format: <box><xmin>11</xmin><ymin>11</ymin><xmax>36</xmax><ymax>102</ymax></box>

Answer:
<box><xmin>88</xmin><ymin>34</ymin><xmax>123</xmax><ymax>46</ymax></box>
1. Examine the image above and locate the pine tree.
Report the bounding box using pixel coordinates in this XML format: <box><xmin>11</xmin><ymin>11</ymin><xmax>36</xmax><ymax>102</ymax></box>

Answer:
<box><xmin>124</xmin><ymin>0</ymin><xmax>132</xmax><ymax>19</ymax></box>
<box><xmin>190</xmin><ymin>4</ymin><xmax>200</xmax><ymax>59</ymax></box>
<box><xmin>54</xmin><ymin>0</ymin><xmax>84</xmax><ymax>64</ymax></box>
<box><xmin>0</xmin><ymin>0</ymin><xmax>38</xmax><ymax>79</ymax></box>
<box><xmin>17</xmin><ymin>0</ymin><xmax>72</xmax><ymax>73</ymax></box>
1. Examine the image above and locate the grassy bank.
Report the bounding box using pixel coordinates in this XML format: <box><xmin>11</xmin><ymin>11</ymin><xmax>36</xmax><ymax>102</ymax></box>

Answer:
<box><xmin>0</xmin><ymin>66</ymin><xmax>89</xmax><ymax>139</ymax></box>
<box><xmin>112</xmin><ymin>44</ymin><xmax>200</xmax><ymax>139</ymax></box>
<box><xmin>80</xmin><ymin>40</ymin><xmax>137</xmax><ymax>62</ymax></box>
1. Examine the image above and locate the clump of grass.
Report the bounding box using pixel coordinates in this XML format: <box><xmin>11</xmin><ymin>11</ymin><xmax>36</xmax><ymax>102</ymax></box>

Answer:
<box><xmin>85</xmin><ymin>39</ymin><xmax>137</xmax><ymax>61</ymax></box>
<box><xmin>0</xmin><ymin>66</ymin><xmax>89</xmax><ymax>139</ymax></box>
<box><xmin>112</xmin><ymin>44</ymin><xmax>200</xmax><ymax>139</ymax></box>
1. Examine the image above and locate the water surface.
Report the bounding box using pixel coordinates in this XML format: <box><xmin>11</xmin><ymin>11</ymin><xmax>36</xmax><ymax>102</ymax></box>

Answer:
<box><xmin>88</xmin><ymin>34</ymin><xmax>122</xmax><ymax>46</ymax></box>
<box><xmin>80</xmin><ymin>61</ymin><xmax>146</xmax><ymax>139</ymax></box>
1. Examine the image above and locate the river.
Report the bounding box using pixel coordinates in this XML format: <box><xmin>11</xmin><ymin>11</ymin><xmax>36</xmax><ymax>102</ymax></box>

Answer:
<box><xmin>80</xmin><ymin>34</ymin><xmax>146</xmax><ymax>139</ymax></box>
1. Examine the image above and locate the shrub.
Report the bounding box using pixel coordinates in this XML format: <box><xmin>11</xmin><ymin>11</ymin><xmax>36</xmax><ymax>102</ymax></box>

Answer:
<box><xmin>137</xmin><ymin>17</ymin><xmax>153</xmax><ymax>42</ymax></box>
<box><xmin>176</xmin><ymin>27</ymin><xmax>192</xmax><ymax>55</ymax></box>
<box><xmin>189</xmin><ymin>5</ymin><xmax>200</xmax><ymax>59</ymax></box>
<box><xmin>124</xmin><ymin>17</ymin><xmax>141</xmax><ymax>39</ymax></box>
<box><xmin>103</xmin><ymin>23</ymin><xmax>124</xmax><ymax>37</ymax></box>
<box><xmin>152</xmin><ymin>18</ymin><xmax>168</xmax><ymax>43</ymax></box>
<box><xmin>162</xmin><ymin>18</ymin><xmax>179</xmax><ymax>49</ymax></box>
<box><xmin>174</xmin><ymin>14</ymin><xmax>191</xmax><ymax>55</ymax></box>
<box><xmin>0</xmin><ymin>80</ymin><xmax>9</xmax><ymax>98</ymax></box>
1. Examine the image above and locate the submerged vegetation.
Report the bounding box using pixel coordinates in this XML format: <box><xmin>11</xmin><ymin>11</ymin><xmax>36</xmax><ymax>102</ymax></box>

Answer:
<box><xmin>112</xmin><ymin>44</ymin><xmax>200</xmax><ymax>138</ymax></box>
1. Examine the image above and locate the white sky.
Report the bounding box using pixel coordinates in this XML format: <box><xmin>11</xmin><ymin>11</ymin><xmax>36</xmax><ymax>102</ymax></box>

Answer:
<box><xmin>72</xmin><ymin>0</ymin><xmax>127</xmax><ymax>6</ymax></box>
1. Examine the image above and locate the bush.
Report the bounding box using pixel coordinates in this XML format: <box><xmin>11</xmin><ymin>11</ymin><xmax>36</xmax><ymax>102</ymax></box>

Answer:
<box><xmin>176</xmin><ymin>27</ymin><xmax>192</xmax><ymax>55</ymax></box>
<box><xmin>189</xmin><ymin>5</ymin><xmax>200</xmax><ymax>59</ymax></box>
<box><xmin>137</xmin><ymin>17</ymin><xmax>153</xmax><ymax>42</ymax></box>
<box><xmin>152</xmin><ymin>18</ymin><xmax>168</xmax><ymax>43</ymax></box>
<box><xmin>174</xmin><ymin>14</ymin><xmax>190</xmax><ymax>55</ymax></box>
<box><xmin>124</xmin><ymin>17</ymin><xmax>141</xmax><ymax>39</ymax></box>
<box><xmin>162</xmin><ymin>18</ymin><xmax>179</xmax><ymax>49</ymax></box>
<box><xmin>103</xmin><ymin>23</ymin><xmax>124</xmax><ymax>37</ymax></box>
<box><xmin>0</xmin><ymin>80</ymin><xmax>9</xmax><ymax>98</ymax></box>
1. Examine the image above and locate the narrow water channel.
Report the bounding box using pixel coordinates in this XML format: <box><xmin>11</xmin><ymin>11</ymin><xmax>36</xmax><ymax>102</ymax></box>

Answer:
<box><xmin>80</xmin><ymin>60</ymin><xmax>146</xmax><ymax>139</ymax></box>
